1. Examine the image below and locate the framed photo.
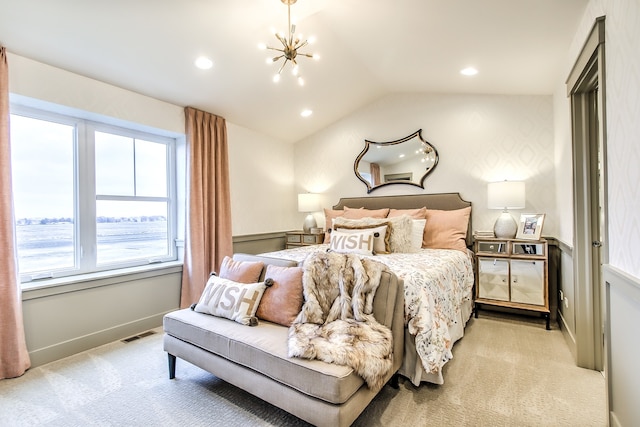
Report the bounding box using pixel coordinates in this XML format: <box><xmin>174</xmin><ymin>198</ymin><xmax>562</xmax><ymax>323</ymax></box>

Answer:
<box><xmin>516</xmin><ymin>214</ymin><xmax>545</xmax><ymax>240</ymax></box>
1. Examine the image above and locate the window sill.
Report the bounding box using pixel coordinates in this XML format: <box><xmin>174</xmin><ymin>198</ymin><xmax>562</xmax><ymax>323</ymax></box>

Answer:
<box><xmin>21</xmin><ymin>261</ymin><xmax>183</xmax><ymax>301</ymax></box>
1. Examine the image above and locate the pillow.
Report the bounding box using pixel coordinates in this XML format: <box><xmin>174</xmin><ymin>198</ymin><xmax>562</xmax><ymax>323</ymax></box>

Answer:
<box><xmin>334</xmin><ymin>215</ymin><xmax>413</xmax><ymax>253</ymax></box>
<box><xmin>329</xmin><ymin>228</ymin><xmax>376</xmax><ymax>256</ymax></box>
<box><xmin>410</xmin><ymin>219</ymin><xmax>427</xmax><ymax>251</ymax></box>
<box><xmin>423</xmin><ymin>207</ymin><xmax>471</xmax><ymax>252</ymax></box>
<box><xmin>333</xmin><ymin>223</ymin><xmax>389</xmax><ymax>254</ymax></box>
<box><xmin>256</xmin><ymin>264</ymin><xmax>304</xmax><ymax>327</ymax></box>
<box><xmin>218</xmin><ymin>256</ymin><xmax>264</xmax><ymax>283</ymax></box>
<box><xmin>343</xmin><ymin>206</ymin><xmax>390</xmax><ymax>219</ymax></box>
<box><xmin>194</xmin><ymin>276</ymin><xmax>266</xmax><ymax>326</ymax></box>
<box><xmin>323</xmin><ymin>208</ymin><xmax>344</xmax><ymax>243</ymax></box>
<box><xmin>388</xmin><ymin>207</ymin><xmax>427</xmax><ymax>219</ymax></box>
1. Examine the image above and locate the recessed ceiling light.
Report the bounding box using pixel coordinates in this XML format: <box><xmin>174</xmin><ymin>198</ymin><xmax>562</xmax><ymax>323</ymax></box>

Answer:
<box><xmin>460</xmin><ymin>67</ymin><xmax>478</xmax><ymax>76</ymax></box>
<box><xmin>301</xmin><ymin>109</ymin><xmax>313</xmax><ymax>117</ymax></box>
<box><xmin>194</xmin><ymin>56</ymin><xmax>213</xmax><ymax>70</ymax></box>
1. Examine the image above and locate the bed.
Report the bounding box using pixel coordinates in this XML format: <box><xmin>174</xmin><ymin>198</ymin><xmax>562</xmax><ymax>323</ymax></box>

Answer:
<box><xmin>261</xmin><ymin>193</ymin><xmax>475</xmax><ymax>385</ymax></box>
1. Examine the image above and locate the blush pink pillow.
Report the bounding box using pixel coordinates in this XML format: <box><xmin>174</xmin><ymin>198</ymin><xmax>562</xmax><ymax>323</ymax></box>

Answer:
<box><xmin>388</xmin><ymin>207</ymin><xmax>427</xmax><ymax>219</ymax></box>
<box><xmin>256</xmin><ymin>264</ymin><xmax>304</xmax><ymax>326</ymax></box>
<box><xmin>423</xmin><ymin>207</ymin><xmax>471</xmax><ymax>252</ymax></box>
<box><xmin>343</xmin><ymin>206</ymin><xmax>390</xmax><ymax>219</ymax></box>
<box><xmin>218</xmin><ymin>256</ymin><xmax>264</xmax><ymax>283</ymax></box>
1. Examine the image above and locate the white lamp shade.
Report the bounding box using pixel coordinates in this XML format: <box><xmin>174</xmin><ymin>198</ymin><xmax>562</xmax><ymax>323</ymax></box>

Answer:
<box><xmin>298</xmin><ymin>193</ymin><xmax>320</xmax><ymax>213</ymax></box>
<box><xmin>487</xmin><ymin>181</ymin><xmax>525</xmax><ymax>210</ymax></box>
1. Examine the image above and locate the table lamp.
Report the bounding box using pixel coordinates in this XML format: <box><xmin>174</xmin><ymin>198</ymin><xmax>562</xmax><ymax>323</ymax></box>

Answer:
<box><xmin>487</xmin><ymin>181</ymin><xmax>525</xmax><ymax>238</ymax></box>
<box><xmin>298</xmin><ymin>193</ymin><xmax>320</xmax><ymax>233</ymax></box>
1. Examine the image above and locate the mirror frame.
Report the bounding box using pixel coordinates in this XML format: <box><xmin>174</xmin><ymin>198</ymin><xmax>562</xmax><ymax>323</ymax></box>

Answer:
<box><xmin>353</xmin><ymin>129</ymin><xmax>439</xmax><ymax>193</ymax></box>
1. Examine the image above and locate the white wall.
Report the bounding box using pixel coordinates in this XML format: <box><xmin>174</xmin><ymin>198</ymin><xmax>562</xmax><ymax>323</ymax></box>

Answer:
<box><xmin>227</xmin><ymin>123</ymin><xmax>299</xmax><ymax>236</ymax></box>
<box><xmin>295</xmin><ymin>93</ymin><xmax>556</xmax><ymax>235</ymax></box>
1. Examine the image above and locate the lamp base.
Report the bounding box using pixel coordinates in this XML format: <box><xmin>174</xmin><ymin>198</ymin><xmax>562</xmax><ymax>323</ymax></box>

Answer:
<box><xmin>493</xmin><ymin>211</ymin><xmax>518</xmax><ymax>239</ymax></box>
<box><xmin>303</xmin><ymin>213</ymin><xmax>317</xmax><ymax>233</ymax></box>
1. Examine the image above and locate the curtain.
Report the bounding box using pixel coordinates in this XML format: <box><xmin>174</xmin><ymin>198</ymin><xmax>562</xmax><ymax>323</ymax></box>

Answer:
<box><xmin>180</xmin><ymin>107</ymin><xmax>233</xmax><ymax>308</ymax></box>
<box><xmin>0</xmin><ymin>46</ymin><xmax>31</xmax><ymax>379</ymax></box>
<box><xmin>370</xmin><ymin>163</ymin><xmax>381</xmax><ymax>186</ymax></box>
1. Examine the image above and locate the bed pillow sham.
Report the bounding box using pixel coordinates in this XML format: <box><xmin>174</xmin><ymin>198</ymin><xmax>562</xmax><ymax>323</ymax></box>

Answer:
<box><xmin>410</xmin><ymin>219</ymin><xmax>427</xmax><ymax>251</ymax></box>
<box><xmin>423</xmin><ymin>206</ymin><xmax>471</xmax><ymax>252</ymax></box>
<box><xmin>388</xmin><ymin>207</ymin><xmax>427</xmax><ymax>220</ymax></box>
<box><xmin>323</xmin><ymin>208</ymin><xmax>344</xmax><ymax>244</ymax></box>
<box><xmin>333</xmin><ymin>215</ymin><xmax>413</xmax><ymax>253</ymax></box>
<box><xmin>194</xmin><ymin>276</ymin><xmax>266</xmax><ymax>326</ymax></box>
<box><xmin>342</xmin><ymin>206</ymin><xmax>390</xmax><ymax>219</ymax></box>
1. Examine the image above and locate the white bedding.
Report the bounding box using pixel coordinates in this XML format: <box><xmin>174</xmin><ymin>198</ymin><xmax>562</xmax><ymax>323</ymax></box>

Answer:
<box><xmin>261</xmin><ymin>244</ymin><xmax>475</xmax><ymax>385</ymax></box>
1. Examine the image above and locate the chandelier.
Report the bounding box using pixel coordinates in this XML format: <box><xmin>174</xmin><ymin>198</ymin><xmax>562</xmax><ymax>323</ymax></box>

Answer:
<box><xmin>259</xmin><ymin>0</ymin><xmax>319</xmax><ymax>86</ymax></box>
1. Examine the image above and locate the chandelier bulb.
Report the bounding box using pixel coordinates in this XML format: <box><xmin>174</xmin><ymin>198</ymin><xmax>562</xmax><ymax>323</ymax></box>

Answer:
<box><xmin>273</xmin><ymin>74</ymin><xmax>281</xmax><ymax>83</ymax></box>
<box><xmin>312</xmin><ymin>54</ymin><xmax>320</xmax><ymax>61</ymax></box>
<box><xmin>297</xmin><ymin>76</ymin><xmax>305</xmax><ymax>86</ymax></box>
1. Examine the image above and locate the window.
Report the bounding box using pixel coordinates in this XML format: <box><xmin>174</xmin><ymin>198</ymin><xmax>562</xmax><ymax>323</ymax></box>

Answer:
<box><xmin>10</xmin><ymin>106</ymin><xmax>177</xmax><ymax>283</ymax></box>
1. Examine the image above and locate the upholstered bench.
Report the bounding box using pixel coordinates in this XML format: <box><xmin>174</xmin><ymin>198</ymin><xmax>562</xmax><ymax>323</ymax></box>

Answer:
<box><xmin>163</xmin><ymin>253</ymin><xmax>404</xmax><ymax>427</ymax></box>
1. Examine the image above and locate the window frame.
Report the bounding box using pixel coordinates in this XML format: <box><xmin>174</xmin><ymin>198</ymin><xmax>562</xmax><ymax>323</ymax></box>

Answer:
<box><xmin>10</xmin><ymin>103</ymin><xmax>179</xmax><ymax>284</ymax></box>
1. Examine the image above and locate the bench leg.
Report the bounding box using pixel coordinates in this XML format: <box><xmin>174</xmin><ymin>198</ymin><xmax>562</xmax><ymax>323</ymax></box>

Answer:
<box><xmin>168</xmin><ymin>353</ymin><xmax>176</xmax><ymax>379</ymax></box>
<box><xmin>389</xmin><ymin>373</ymin><xmax>399</xmax><ymax>389</ymax></box>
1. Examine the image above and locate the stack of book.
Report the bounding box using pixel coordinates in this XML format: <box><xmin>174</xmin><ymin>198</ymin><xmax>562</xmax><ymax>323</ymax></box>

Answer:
<box><xmin>473</xmin><ymin>230</ymin><xmax>495</xmax><ymax>239</ymax></box>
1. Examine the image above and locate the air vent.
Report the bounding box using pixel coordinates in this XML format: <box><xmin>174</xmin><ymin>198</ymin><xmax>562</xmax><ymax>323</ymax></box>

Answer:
<box><xmin>121</xmin><ymin>330</ymin><xmax>156</xmax><ymax>343</ymax></box>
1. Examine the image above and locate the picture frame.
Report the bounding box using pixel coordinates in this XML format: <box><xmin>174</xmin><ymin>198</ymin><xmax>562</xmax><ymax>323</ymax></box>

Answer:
<box><xmin>516</xmin><ymin>213</ymin><xmax>545</xmax><ymax>240</ymax></box>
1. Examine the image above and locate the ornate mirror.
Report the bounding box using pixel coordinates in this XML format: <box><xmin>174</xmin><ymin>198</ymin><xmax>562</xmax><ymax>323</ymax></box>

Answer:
<box><xmin>354</xmin><ymin>129</ymin><xmax>439</xmax><ymax>193</ymax></box>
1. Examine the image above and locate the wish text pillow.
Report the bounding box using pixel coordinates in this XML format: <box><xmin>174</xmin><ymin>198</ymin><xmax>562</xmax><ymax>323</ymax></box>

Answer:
<box><xmin>333</xmin><ymin>223</ymin><xmax>390</xmax><ymax>254</ymax></box>
<box><xmin>218</xmin><ymin>256</ymin><xmax>264</xmax><ymax>283</ymax></box>
<box><xmin>256</xmin><ymin>264</ymin><xmax>304</xmax><ymax>327</ymax></box>
<box><xmin>334</xmin><ymin>215</ymin><xmax>413</xmax><ymax>253</ymax></box>
<box><xmin>194</xmin><ymin>276</ymin><xmax>266</xmax><ymax>326</ymax></box>
<box><xmin>423</xmin><ymin>207</ymin><xmax>471</xmax><ymax>252</ymax></box>
<box><xmin>329</xmin><ymin>228</ymin><xmax>376</xmax><ymax>256</ymax></box>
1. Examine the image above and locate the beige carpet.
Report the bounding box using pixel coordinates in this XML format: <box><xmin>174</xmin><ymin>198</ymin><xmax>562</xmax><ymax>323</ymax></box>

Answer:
<box><xmin>0</xmin><ymin>314</ymin><xmax>606</xmax><ymax>427</ymax></box>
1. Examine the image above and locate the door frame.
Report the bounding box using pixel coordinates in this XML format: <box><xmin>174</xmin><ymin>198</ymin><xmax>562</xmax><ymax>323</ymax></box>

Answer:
<box><xmin>566</xmin><ymin>16</ymin><xmax>607</xmax><ymax>371</ymax></box>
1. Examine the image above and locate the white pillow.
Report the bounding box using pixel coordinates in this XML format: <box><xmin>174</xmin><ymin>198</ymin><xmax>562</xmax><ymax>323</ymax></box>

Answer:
<box><xmin>194</xmin><ymin>276</ymin><xmax>266</xmax><ymax>326</ymax></box>
<box><xmin>411</xmin><ymin>219</ymin><xmax>427</xmax><ymax>251</ymax></box>
<box><xmin>333</xmin><ymin>221</ymin><xmax>389</xmax><ymax>254</ymax></box>
<box><xmin>329</xmin><ymin>228</ymin><xmax>376</xmax><ymax>256</ymax></box>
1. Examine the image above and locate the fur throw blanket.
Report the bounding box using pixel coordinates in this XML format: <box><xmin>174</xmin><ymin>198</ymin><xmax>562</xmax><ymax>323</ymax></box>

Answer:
<box><xmin>288</xmin><ymin>251</ymin><xmax>394</xmax><ymax>392</ymax></box>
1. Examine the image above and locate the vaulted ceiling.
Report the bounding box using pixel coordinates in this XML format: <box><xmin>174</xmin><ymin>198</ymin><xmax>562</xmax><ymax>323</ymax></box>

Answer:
<box><xmin>0</xmin><ymin>0</ymin><xmax>588</xmax><ymax>143</ymax></box>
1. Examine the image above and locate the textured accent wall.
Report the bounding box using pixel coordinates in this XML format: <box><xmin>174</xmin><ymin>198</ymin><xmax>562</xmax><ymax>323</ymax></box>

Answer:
<box><xmin>558</xmin><ymin>0</ymin><xmax>640</xmax><ymax>277</ymax></box>
<box><xmin>295</xmin><ymin>93</ymin><xmax>555</xmax><ymax>236</ymax></box>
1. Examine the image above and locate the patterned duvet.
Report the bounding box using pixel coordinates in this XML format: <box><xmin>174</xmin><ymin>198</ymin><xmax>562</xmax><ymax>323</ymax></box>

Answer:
<box><xmin>261</xmin><ymin>244</ymin><xmax>475</xmax><ymax>379</ymax></box>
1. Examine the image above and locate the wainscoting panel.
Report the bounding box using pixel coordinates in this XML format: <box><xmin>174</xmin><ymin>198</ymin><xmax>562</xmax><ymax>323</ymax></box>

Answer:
<box><xmin>22</xmin><ymin>265</ymin><xmax>182</xmax><ymax>367</ymax></box>
<box><xmin>232</xmin><ymin>232</ymin><xmax>287</xmax><ymax>255</ymax></box>
<box><xmin>604</xmin><ymin>264</ymin><xmax>640</xmax><ymax>427</ymax></box>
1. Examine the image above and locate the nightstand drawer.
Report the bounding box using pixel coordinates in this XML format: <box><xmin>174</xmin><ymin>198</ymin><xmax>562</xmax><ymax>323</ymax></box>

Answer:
<box><xmin>287</xmin><ymin>234</ymin><xmax>302</xmax><ymax>243</ymax></box>
<box><xmin>303</xmin><ymin>234</ymin><xmax>320</xmax><ymax>244</ymax></box>
<box><xmin>477</xmin><ymin>241</ymin><xmax>508</xmax><ymax>254</ymax></box>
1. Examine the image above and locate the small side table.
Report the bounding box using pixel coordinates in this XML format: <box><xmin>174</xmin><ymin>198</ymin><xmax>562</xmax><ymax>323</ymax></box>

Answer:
<box><xmin>474</xmin><ymin>237</ymin><xmax>550</xmax><ymax>329</ymax></box>
<box><xmin>285</xmin><ymin>230</ymin><xmax>325</xmax><ymax>249</ymax></box>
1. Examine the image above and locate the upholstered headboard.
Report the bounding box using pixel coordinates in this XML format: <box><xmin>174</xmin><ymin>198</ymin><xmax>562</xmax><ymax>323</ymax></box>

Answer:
<box><xmin>333</xmin><ymin>193</ymin><xmax>473</xmax><ymax>247</ymax></box>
